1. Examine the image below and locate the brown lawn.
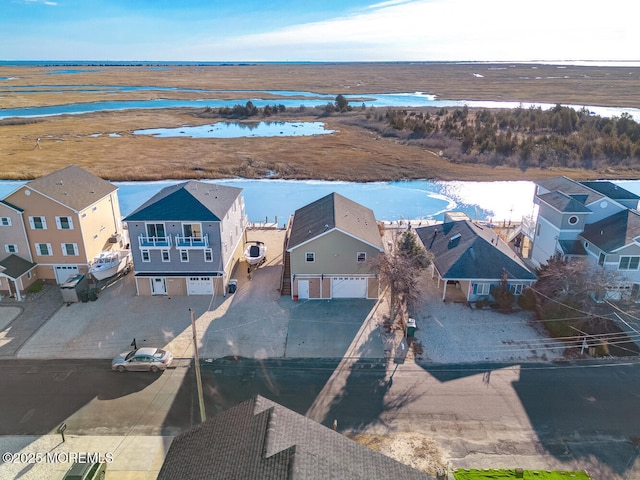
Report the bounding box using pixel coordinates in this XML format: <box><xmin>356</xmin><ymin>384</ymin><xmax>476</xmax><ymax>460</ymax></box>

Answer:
<box><xmin>1</xmin><ymin>63</ymin><xmax>639</xmax><ymax>181</ymax></box>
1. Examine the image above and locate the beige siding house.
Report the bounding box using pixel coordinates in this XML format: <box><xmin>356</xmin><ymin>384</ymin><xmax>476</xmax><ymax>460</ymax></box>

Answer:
<box><xmin>1</xmin><ymin>165</ymin><xmax>125</xmax><ymax>284</ymax></box>
<box><xmin>286</xmin><ymin>193</ymin><xmax>383</xmax><ymax>300</ymax></box>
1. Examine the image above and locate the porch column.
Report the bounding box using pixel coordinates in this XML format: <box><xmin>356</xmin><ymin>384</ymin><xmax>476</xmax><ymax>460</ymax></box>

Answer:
<box><xmin>13</xmin><ymin>279</ymin><xmax>22</xmax><ymax>301</ymax></box>
<box><xmin>442</xmin><ymin>279</ymin><xmax>447</xmax><ymax>301</ymax></box>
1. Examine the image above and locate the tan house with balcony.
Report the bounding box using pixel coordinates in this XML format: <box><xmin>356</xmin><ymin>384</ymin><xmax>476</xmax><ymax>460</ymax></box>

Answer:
<box><xmin>1</xmin><ymin>165</ymin><xmax>126</xmax><ymax>285</ymax></box>
<box><xmin>285</xmin><ymin>192</ymin><xmax>384</xmax><ymax>300</ymax></box>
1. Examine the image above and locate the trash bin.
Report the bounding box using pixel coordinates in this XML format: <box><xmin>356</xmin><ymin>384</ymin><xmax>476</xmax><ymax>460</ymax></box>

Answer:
<box><xmin>60</xmin><ymin>274</ymin><xmax>89</xmax><ymax>303</ymax></box>
<box><xmin>406</xmin><ymin>318</ymin><xmax>416</xmax><ymax>338</ymax></box>
<box><xmin>228</xmin><ymin>279</ymin><xmax>238</xmax><ymax>294</ymax></box>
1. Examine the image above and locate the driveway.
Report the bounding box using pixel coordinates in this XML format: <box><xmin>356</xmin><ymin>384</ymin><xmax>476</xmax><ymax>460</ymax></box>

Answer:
<box><xmin>9</xmin><ymin>228</ymin><xmax>379</xmax><ymax>361</ymax></box>
<box><xmin>410</xmin><ymin>274</ymin><xmax>567</xmax><ymax>364</ymax></box>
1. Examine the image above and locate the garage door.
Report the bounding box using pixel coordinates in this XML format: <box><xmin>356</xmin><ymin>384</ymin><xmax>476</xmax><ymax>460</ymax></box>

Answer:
<box><xmin>331</xmin><ymin>276</ymin><xmax>367</xmax><ymax>298</ymax></box>
<box><xmin>188</xmin><ymin>277</ymin><xmax>213</xmax><ymax>295</ymax></box>
<box><xmin>55</xmin><ymin>265</ymin><xmax>79</xmax><ymax>284</ymax></box>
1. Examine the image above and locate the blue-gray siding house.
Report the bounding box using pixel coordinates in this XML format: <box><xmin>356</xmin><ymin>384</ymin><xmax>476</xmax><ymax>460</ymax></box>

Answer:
<box><xmin>124</xmin><ymin>181</ymin><xmax>247</xmax><ymax>296</ymax></box>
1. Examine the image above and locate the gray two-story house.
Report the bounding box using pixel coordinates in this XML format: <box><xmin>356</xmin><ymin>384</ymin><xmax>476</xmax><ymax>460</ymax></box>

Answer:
<box><xmin>529</xmin><ymin>176</ymin><xmax>640</xmax><ymax>299</ymax></box>
<box><xmin>124</xmin><ymin>181</ymin><xmax>247</xmax><ymax>296</ymax></box>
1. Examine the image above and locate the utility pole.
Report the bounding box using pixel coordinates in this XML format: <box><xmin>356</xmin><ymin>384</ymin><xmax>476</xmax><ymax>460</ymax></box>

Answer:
<box><xmin>190</xmin><ymin>308</ymin><xmax>206</xmax><ymax>423</ymax></box>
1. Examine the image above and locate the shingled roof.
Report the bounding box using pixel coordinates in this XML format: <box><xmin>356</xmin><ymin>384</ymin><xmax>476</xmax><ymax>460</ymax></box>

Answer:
<box><xmin>537</xmin><ymin>191</ymin><xmax>592</xmax><ymax>213</ymax></box>
<box><xmin>158</xmin><ymin>396</ymin><xmax>433</xmax><ymax>480</ymax></box>
<box><xmin>287</xmin><ymin>193</ymin><xmax>383</xmax><ymax>252</ymax></box>
<box><xmin>25</xmin><ymin>165</ymin><xmax>117</xmax><ymax>212</ymax></box>
<box><xmin>124</xmin><ymin>181</ymin><xmax>242</xmax><ymax>222</ymax></box>
<box><xmin>581</xmin><ymin>209</ymin><xmax>640</xmax><ymax>252</ymax></box>
<box><xmin>0</xmin><ymin>254</ymin><xmax>37</xmax><ymax>280</ymax></box>
<box><xmin>580</xmin><ymin>181</ymin><xmax>640</xmax><ymax>201</ymax></box>
<box><xmin>415</xmin><ymin>220</ymin><xmax>536</xmax><ymax>281</ymax></box>
<box><xmin>535</xmin><ymin>176</ymin><xmax>604</xmax><ymax>205</ymax></box>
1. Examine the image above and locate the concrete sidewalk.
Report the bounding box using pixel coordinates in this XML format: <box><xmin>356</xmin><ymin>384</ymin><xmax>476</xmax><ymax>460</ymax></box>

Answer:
<box><xmin>0</xmin><ymin>434</ymin><xmax>170</xmax><ymax>480</ymax></box>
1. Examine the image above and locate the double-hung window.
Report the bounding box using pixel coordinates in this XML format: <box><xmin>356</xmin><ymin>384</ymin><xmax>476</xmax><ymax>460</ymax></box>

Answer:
<box><xmin>56</xmin><ymin>216</ymin><xmax>74</xmax><ymax>230</ymax></box>
<box><xmin>61</xmin><ymin>243</ymin><xmax>78</xmax><ymax>256</ymax></box>
<box><xmin>35</xmin><ymin>243</ymin><xmax>52</xmax><ymax>256</ymax></box>
<box><xmin>0</xmin><ymin>217</ymin><xmax>11</xmax><ymax>226</ymax></box>
<box><xmin>305</xmin><ymin>252</ymin><xmax>315</xmax><ymax>262</ymax></box>
<box><xmin>5</xmin><ymin>244</ymin><xmax>18</xmax><ymax>254</ymax></box>
<box><xmin>29</xmin><ymin>216</ymin><xmax>47</xmax><ymax>230</ymax></box>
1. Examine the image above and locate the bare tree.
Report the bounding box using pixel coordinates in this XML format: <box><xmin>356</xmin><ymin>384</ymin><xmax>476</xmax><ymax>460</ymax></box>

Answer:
<box><xmin>370</xmin><ymin>229</ymin><xmax>433</xmax><ymax>324</ymax></box>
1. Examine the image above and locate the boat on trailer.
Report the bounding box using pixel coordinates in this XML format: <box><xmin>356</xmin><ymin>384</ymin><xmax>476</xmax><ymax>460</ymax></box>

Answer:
<box><xmin>244</xmin><ymin>241</ymin><xmax>267</xmax><ymax>266</ymax></box>
<box><xmin>89</xmin><ymin>250</ymin><xmax>132</xmax><ymax>281</ymax></box>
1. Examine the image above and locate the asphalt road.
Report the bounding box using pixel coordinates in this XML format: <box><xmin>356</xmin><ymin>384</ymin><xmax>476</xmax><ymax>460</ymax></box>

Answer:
<box><xmin>1</xmin><ymin>358</ymin><xmax>639</xmax><ymax>478</ymax></box>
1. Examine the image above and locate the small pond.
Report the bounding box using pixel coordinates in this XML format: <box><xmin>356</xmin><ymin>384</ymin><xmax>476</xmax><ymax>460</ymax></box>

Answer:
<box><xmin>133</xmin><ymin>121</ymin><xmax>334</xmax><ymax>138</ymax></box>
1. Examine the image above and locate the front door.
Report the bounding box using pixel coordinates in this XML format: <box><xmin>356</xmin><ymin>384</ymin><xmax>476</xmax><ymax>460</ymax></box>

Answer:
<box><xmin>298</xmin><ymin>280</ymin><xmax>310</xmax><ymax>299</ymax></box>
<box><xmin>151</xmin><ymin>277</ymin><xmax>167</xmax><ymax>295</ymax></box>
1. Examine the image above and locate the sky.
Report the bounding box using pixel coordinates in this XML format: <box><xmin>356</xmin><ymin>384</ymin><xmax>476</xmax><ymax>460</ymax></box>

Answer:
<box><xmin>1</xmin><ymin>0</ymin><xmax>637</xmax><ymax>62</ymax></box>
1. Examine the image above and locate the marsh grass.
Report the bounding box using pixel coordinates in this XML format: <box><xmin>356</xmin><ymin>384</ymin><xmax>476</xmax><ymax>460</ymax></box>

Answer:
<box><xmin>2</xmin><ymin>63</ymin><xmax>639</xmax><ymax>181</ymax></box>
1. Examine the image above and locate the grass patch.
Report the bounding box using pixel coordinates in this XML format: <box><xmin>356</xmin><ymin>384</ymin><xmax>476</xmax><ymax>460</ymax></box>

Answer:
<box><xmin>27</xmin><ymin>282</ymin><xmax>43</xmax><ymax>294</ymax></box>
<box><xmin>453</xmin><ymin>468</ymin><xmax>591</xmax><ymax>480</ymax></box>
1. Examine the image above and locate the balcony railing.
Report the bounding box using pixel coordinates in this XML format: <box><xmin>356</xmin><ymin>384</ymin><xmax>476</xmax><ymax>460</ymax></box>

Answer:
<box><xmin>175</xmin><ymin>234</ymin><xmax>209</xmax><ymax>248</ymax></box>
<box><xmin>138</xmin><ymin>234</ymin><xmax>172</xmax><ymax>248</ymax></box>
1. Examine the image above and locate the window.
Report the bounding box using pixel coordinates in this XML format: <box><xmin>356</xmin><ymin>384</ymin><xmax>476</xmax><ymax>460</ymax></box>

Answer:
<box><xmin>180</xmin><ymin>249</ymin><xmax>189</xmax><ymax>262</ymax></box>
<box><xmin>509</xmin><ymin>284</ymin><xmax>525</xmax><ymax>295</ymax></box>
<box><xmin>29</xmin><ymin>216</ymin><xmax>47</xmax><ymax>230</ymax></box>
<box><xmin>182</xmin><ymin>222</ymin><xmax>202</xmax><ymax>238</ymax></box>
<box><xmin>536</xmin><ymin>223</ymin><xmax>541</xmax><ymax>236</ymax></box>
<box><xmin>146</xmin><ymin>223</ymin><xmax>165</xmax><ymax>238</ymax></box>
<box><xmin>56</xmin><ymin>216</ymin><xmax>73</xmax><ymax>230</ymax></box>
<box><xmin>619</xmin><ymin>256</ymin><xmax>640</xmax><ymax>270</ymax></box>
<box><xmin>204</xmin><ymin>249</ymin><xmax>213</xmax><ymax>262</ymax></box>
<box><xmin>0</xmin><ymin>217</ymin><xmax>11</xmax><ymax>226</ymax></box>
<box><xmin>305</xmin><ymin>252</ymin><xmax>315</xmax><ymax>262</ymax></box>
<box><xmin>161</xmin><ymin>249</ymin><xmax>170</xmax><ymax>262</ymax></box>
<box><xmin>473</xmin><ymin>283</ymin><xmax>490</xmax><ymax>295</ymax></box>
<box><xmin>357</xmin><ymin>252</ymin><xmax>366</xmax><ymax>263</ymax></box>
<box><xmin>141</xmin><ymin>250</ymin><xmax>150</xmax><ymax>262</ymax></box>
<box><xmin>5</xmin><ymin>245</ymin><xmax>18</xmax><ymax>254</ymax></box>
<box><xmin>61</xmin><ymin>243</ymin><xmax>78</xmax><ymax>256</ymax></box>
<box><xmin>598</xmin><ymin>252</ymin><xmax>606</xmax><ymax>266</ymax></box>
<box><xmin>568</xmin><ymin>216</ymin><xmax>578</xmax><ymax>225</ymax></box>
<box><xmin>35</xmin><ymin>243</ymin><xmax>52</xmax><ymax>256</ymax></box>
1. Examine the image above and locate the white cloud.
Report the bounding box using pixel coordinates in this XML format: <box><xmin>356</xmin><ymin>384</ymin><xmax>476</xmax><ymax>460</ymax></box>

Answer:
<box><xmin>189</xmin><ymin>0</ymin><xmax>636</xmax><ymax>62</ymax></box>
<box><xmin>20</xmin><ymin>0</ymin><xmax>57</xmax><ymax>5</ymax></box>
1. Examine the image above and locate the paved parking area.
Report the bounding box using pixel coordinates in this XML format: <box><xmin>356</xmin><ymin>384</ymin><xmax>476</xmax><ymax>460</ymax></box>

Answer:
<box><xmin>8</xmin><ymin>228</ymin><xmax>381</xmax><ymax>361</ymax></box>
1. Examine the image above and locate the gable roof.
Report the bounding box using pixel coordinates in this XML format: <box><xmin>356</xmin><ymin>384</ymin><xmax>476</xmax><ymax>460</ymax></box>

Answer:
<box><xmin>535</xmin><ymin>176</ymin><xmax>604</xmax><ymax>205</ymax></box>
<box><xmin>0</xmin><ymin>199</ymin><xmax>23</xmax><ymax>213</ymax></box>
<box><xmin>0</xmin><ymin>254</ymin><xmax>37</xmax><ymax>280</ymax></box>
<box><xmin>24</xmin><ymin>165</ymin><xmax>117</xmax><ymax>212</ymax></box>
<box><xmin>158</xmin><ymin>395</ymin><xmax>433</xmax><ymax>480</ymax></box>
<box><xmin>579</xmin><ymin>181</ymin><xmax>640</xmax><ymax>201</ymax></box>
<box><xmin>415</xmin><ymin>220</ymin><xmax>536</xmax><ymax>281</ymax></box>
<box><xmin>581</xmin><ymin>209</ymin><xmax>640</xmax><ymax>252</ymax></box>
<box><xmin>537</xmin><ymin>191</ymin><xmax>592</xmax><ymax>214</ymax></box>
<box><xmin>124</xmin><ymin>181</ymin><xmax>242</xmax><ymax>222</ymax></box>
<box><xmin>287</xmin><ymin>193</ymin><xmax>383</xmax><ymax>251</ymax></box>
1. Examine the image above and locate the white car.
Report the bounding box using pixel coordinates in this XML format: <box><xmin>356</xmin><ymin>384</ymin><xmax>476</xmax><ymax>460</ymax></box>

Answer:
<box><xmin>112</xmin><ymin>347</ymin><xmax>173</xmax><ymax>372</ymax></box>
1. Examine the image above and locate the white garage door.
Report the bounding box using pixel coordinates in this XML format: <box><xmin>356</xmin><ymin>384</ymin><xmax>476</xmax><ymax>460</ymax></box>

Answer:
<box><xmin>55</xmin><ymin>265</ymin><xmax>79</xmax><ymax>284</ymax></box>
<box><xmin>188</xmin><ymin>277</ymin><xmax>213</xmax><ymax>295</ymax></box>
<box><xmin>331</xmin><ymin>276</ymin><xmax>367</xmax><ymax>298</ymax></box>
